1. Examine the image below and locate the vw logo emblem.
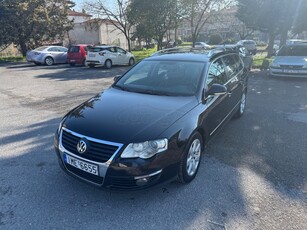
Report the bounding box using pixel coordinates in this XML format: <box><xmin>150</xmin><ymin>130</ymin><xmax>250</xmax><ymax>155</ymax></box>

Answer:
<box><xmin>77</xmin><ymin>140</ymin><xmax>87</xmax><ymax>154</ymax></box>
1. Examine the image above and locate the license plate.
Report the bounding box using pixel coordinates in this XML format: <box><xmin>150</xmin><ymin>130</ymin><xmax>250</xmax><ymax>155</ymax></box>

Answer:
<box><xmin>89</xmin><ymin>54</ymin><xmax>95</xmax><ymax>57</ymax></box>
<box><xmin>283</xmin><ymin>69</ymin><xmax>299</xmax><ymax>74</ymax></box>
<box><xmin>64</xmin><ymin>154</ymin><xmax>99</xmax><ymax>175</ymax></box>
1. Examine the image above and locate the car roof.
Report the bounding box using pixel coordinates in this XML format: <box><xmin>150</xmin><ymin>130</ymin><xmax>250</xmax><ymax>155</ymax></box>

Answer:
<box><xmin>148</xmin><ymin>47</ymin><xmax>238</xmax><ymax>62</ymax></box>
<box><xmin>92</xmin><ymin>45</ymin><xmax>114</xmax><ymax>48</ymax></box>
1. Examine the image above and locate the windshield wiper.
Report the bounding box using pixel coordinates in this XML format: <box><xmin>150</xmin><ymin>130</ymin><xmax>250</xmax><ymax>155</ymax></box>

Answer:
<box><xmin>136</xmin><ymin>89</ymin><xmax>172</xmax><ymax>96</ymax></box>
<box><xmin>113</xmin><ymin>85</ymin><xmax>131</xmax><ymax>92</ymax></box>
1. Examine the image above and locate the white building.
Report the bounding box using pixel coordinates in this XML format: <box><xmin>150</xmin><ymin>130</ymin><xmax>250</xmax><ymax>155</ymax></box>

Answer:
<box><xmin>66</xmin><ymin>10</ymin><xmax>130</xmax><ymax>50</ymax></box>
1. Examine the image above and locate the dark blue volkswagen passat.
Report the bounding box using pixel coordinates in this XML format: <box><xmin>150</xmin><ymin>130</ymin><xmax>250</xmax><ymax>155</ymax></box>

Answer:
<box><xmin>54</xmin><ymin>48</ymin><xmax>248</xmax><ymax>190</ymax></box>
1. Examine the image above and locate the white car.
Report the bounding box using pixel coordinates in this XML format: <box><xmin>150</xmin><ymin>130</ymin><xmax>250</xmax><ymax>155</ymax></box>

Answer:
<box><xmin>237</xmin><ymin>40</ymin><xmax>257</xmax><ymax>55</ymax></box>
<box><xmin>269</xmin><ymin>43</ymin><xmax>307</xmax><ymax>77</ymax></box>
<box><xmin>195</xmin><ymin>42</ymin><xmax>210</xmax><ymax>49</ymax></box>
<box><xmin>86</xmin><ymin>45</ymin><xmax>135</xmax><ymax>68</ymax></box>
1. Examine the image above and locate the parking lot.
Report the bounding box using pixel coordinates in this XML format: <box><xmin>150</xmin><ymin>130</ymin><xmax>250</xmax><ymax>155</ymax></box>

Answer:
<box><xmin>0</xmin><ymin>63</ymin><xmax>306</xmax><ymax>229</ymax></box>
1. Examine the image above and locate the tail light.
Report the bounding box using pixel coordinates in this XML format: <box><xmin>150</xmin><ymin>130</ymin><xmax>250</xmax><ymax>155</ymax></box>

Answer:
<box><xmin>34</xmin><ymin>52</ymin><xmax>40</xmax><ymax>55</ymax></box>
<box><xmin>98</xmin><ymin>52</ymin><xmax>105</xmax><ymax>56</ymax></box>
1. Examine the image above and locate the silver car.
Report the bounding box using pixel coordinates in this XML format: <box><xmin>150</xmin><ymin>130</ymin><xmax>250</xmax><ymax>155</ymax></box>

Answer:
<box><xmin>26</xmin><ymin>46</ymin><xmax>68</xmax><ymax>66</ymax></box>
<box><xmin>270</xmin><ymin>43</ymin><xmax>307</xmax><ymax>78</ymax></box>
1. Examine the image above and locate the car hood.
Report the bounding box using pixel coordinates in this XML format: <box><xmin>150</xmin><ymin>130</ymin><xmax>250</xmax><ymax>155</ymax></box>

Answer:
<box><xmin>273</xmin><ymin>56</ymin><xmax>307</xmax><ymax>66</ymax></box>
<box><xmin>63</xmin><ymin>88</ymin><xmax>198</xmax><ymax>144</ymax></box>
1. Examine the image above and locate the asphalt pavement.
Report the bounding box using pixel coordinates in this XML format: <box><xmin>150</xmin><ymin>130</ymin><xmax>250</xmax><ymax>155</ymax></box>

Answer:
<box><xmin>0</xmin><ymin>63</ymin><xmax>306</xmax><ymax>229</ymax></box>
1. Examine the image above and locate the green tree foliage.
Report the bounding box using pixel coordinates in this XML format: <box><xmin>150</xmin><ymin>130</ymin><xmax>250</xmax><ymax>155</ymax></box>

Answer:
<box><xmin>237</xmin><ymin>0</ymin><xmax>307</xmax><ymax>56</ymax></box>
<box><xmin>0</xmin><ymin>0</ymin><xmax>74</xmax><ymax>56</ymax></box>
<box><xmin>84</xmin><ymin>0</ymin><xmax>134</xmax><ymax>51</ymax></box>
<box><xmin>292</xmin><ymin>0</ymin><xmax>307</xmax><ymax>34</ymax></box>
<box><xmin>180</xmin><ymin>0</ymin><xmax>231</xmax><ymax>47</ymax></box>
<box><xmin>128</xmin><ymin>0</ymin><xmax>177</xmax><ymax>50</ymax></box>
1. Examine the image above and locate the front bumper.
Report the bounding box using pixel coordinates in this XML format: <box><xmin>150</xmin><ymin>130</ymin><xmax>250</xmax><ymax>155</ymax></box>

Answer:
<box><xmin>270</xmin><ymin>67</ymin><xmax>307</xmax><ymax>77</ymax></box>
<box><xmin>54</xmin><ymin>128</ymin><xmax>179</xmax><ymax>190</ymax></box>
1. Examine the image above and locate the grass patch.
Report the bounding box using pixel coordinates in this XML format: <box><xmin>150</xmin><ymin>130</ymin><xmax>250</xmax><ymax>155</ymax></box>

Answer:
<box><xmin>253</xmin><ymin>54</ymin><xmax>273</xmax><ymax>68</ymax></box>
<box><xmin>132</xmin><ymin>47</ymin><xmax>157</xmax><ymax>62</ymax></box>
<box><xmin>0</xmin><ymin>56</ymin><xmax>25</xmax><ymax>62</ymax></box>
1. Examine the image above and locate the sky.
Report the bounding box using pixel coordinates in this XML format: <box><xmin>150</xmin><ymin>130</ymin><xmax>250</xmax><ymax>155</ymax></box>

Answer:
<box><xmin>73</xmin><ymin>0</ymin><xmax>84</xmax><ymax>11</ymax></box>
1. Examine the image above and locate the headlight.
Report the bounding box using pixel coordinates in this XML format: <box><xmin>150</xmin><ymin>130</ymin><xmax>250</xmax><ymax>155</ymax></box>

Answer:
<box><xmin>270</xmin><ymin>62</ymin><xmax>280</xmax><ymax>68</ymax></box>
<box><xmin>121</xmin><ymin>139</ymin><xmax>168</xmax><ymax>159</ymax></box>
<box><xmin>57</xmin><ymin>117</ymin><xmax>67</xmax><ymax>134</ymax></box>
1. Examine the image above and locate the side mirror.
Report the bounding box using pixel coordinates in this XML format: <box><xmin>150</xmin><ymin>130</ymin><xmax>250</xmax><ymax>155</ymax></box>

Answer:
<box><xmin>114</xmin><ymin>75</ymin><xmax>121</xmax><ymax>82</ymax></box>
<box><xmin>206</xmin><ymin>84</ymin><xmax>227</xmax><ymax>98</ymax></box>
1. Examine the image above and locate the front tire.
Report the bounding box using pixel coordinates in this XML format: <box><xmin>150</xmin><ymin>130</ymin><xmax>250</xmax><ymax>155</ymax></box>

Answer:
<box><xmin>104</xmin><ymin>59</ymin><xmax>112</xmax><ymax>69</ymax></box>
<box><xmin>178</xmin><ymin>132</ymin><xmax>203</xmax><ymax>183</ymax></box>
<box><xmin>128</xmin><ymin>58</ymin><xmax>135</xmax><ymax>66</ymax></box>
<box><xmin>45</xmin><ymin>57</ymin><xmax>54</xmax><ymax>66</ymax></box>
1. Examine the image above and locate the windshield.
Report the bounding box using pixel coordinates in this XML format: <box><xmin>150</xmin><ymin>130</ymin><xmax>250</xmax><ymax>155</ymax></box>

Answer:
<box><xmin>278</xmin><ymin>46</ymin><xmax>307</xmax><ymax>56</ymax></box>
<box><xmin>114</xmin><ymin>60</ymin><xmax>205</xmax><ymax>96</ymax></box>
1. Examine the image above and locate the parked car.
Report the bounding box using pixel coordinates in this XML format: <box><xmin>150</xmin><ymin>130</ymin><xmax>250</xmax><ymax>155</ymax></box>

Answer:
<box><xmin>67</xmin><ymin>44</ymin><xmax>92</xmax><ymax>66</ymax></box>
<box><xmin>54</xmin><ymin>47</ymin><xmax>248</xmax><ymax>190</ymax></box>
<box><xmin>215</xmin><ymin>44</ymin><xmax>253</xmax><ymax>70</ymax></box>
<box><xmin>286</xmin><ymin>39</ymin><xmax>307</xmax><ymax>45</ymax></box>
<box><xmin>85</xmin><ymin>45</ymin><xmax>135</xmax><ymax>68</ymax></box>
<box><xmin>195</xmin><ymin>42</ymin><xmax>210</xmax><ymax>49</ymax></box>
<box><xmin>26</xmin><ymin>46</ymin><xmax>68</xmax><ymax>66</ymax></box>
<box><xmin>269</xmin><ymin>43</ymin><xmax>307</xmax><ymax>77</ymax></box>
<box><xmin>237</xmin><ymin>40</ymin><xmax>257</xmax><ymax>55</ymax></box>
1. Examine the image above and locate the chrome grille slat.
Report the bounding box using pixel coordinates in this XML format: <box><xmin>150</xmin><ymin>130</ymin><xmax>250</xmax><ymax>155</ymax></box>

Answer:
<box><xmin>61</xmin><ymin>129</ymin><xmax>121</xmax><ymax>163</ymax></box>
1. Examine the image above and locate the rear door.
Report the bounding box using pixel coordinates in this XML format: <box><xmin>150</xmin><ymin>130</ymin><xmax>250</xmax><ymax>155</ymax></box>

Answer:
<box><xmin>68</xmin><ymin>46</ymin><xmax>80</xmax><ymax>61</ymax></box>
<box><xmin>116</xmin><ymin>47</ymin><xmax>129</xmax><ymax>64</ymax></box>
<box><xmin>222</xmin><ymin>54</ymin><xmax>244</xmax><ymax>112</ymax></box>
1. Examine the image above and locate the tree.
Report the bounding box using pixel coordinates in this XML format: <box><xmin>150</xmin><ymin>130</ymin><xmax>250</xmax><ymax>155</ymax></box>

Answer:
<box><xmin>84</xmin><ymin>0</ymin><xmax>134</xmax><ymax>51</ymax></box>
<box><xmin>128</xmin><ymin>0</ymin><xmax>177</xmax><ymax>50</ymax></box>
<box><xmin>291</xmin><ymin>0</ymin><xmax>307</xmax><ymax>35</ymax></box>
<box><xmin>0</xmin><ymin>0</ymin><xmax>74</xmax><ymax>56</ymax></box>
<box><xmin>236</xmin><ymin>0</ymin><xmax>307</xmax><ymax>57</ymax></box>
<box><xmin>179</xmin><ymin>0</ymin><xmax>232</xmax><ymax>47</ymax></box>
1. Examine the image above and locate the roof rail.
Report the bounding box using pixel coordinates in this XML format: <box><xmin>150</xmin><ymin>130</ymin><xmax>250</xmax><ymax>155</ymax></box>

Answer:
<box><xmin>151</xmin><ymin>46</ymin><xmax>210</xmax><ymax>56</ymax></box>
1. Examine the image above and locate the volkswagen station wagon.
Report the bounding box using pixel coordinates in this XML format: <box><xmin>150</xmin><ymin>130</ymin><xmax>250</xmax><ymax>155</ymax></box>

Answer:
<box><xmin>54</xmin><ymin>47</ymin><xmax>248</xmax><ymax>190</ymax></box>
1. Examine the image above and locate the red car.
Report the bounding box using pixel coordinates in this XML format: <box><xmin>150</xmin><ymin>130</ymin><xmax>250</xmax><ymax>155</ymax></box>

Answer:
<box><xmin>67</xmin><ymin>44</ymin><xmax>92</xmax><ymax>66</ymax></box>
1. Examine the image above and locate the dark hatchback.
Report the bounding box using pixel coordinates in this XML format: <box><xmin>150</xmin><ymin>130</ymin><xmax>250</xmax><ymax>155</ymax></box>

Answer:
<box><xmin>54</xmin><ymin>48</ymin><xmax>248</xmax><ymax>190</ymax></box>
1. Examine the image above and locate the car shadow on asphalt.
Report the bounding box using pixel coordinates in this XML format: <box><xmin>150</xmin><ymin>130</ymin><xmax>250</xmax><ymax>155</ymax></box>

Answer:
<box><xmin>0</xmin><ymin>115</ymin><xmax>249</xmax><ymax>229</ymax></box>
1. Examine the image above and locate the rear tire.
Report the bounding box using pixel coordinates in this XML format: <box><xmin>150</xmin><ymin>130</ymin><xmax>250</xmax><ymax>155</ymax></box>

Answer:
<box><xmin>45</xmin><ymin>57</ymin><xmax>54</xmax><ymax>66</ymax></box>
<box><xmin>88</xmin><ymin>64</ymin><xmax>95</xmax><ymax>68</ymax></box>
<box><xmin>234</xmin><ymin>91</ymin><xmax>247</xmax><ymax>118</ymax></box>
<box><xmin>178</xmin><ymin>132</ymin><xmax>203</xmax><ymax>183</ymax></box>
<box><xmin>69</xmin><ymin>63</ymin><xmax>76</xmax><ymax>67</ymax></box>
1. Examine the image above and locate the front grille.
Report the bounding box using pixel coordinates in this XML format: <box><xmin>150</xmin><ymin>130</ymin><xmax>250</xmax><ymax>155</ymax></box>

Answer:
<box><xmin>61</xmin><ymin>129</ymin><xmax>120</xmax><ymax>163</ymax></box>
<box><xmin>65</xmin><ymin>163</ymin><xmax>104</xmax><ymax>185</ymax></box>
<box><xmin>280</xmin><ymin>65</ymin><xmax>304</xmax><ymax>69</ymax></box>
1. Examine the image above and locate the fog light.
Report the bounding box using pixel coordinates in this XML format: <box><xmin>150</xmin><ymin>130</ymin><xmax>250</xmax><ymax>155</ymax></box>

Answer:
<box><xmin>136</xmin><ymin>177</ymin><xmax>149</xmax><ymax>186</ymax></box>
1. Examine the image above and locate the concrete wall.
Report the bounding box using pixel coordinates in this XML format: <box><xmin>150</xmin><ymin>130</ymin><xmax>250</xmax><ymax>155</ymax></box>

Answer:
<box><xmin>68</xmin><ymin>23</ymin><xmax>100</xmax><ymax>45</ymax></box>
<box><xmin>99</xmin><ymin>23</ymin><xmax>129</xmax><ymax>50</ymax></box>
<box><xmin>66</xmin><ymin>21</ymin><xmax>129</xmax><ymax>50</ymax></box>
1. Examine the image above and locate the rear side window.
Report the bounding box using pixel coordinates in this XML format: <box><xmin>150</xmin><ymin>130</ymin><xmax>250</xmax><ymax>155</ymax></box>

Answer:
<box><xmin>107</xmin><ymin>47</ymin><xmax>116</xmax><ymax>52</ymax></box>
<box><xmin>223</xmin><ymin>55</ymin><xmax>243</xmax><ymax>80</ymax></box>
<box><xmin>207</xmin><ymin>58</ymin><xmax>227</xmax><ymax>87</ymax></box>
<box><xmin>89</xmin><ymin>47</ymin><xmax>106</xmax><ymax>52</ymax></box>
<box><xmin>69</xmin><ymin>46</ymin><xmax>80</xmax><ymax>53</ymax></box>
